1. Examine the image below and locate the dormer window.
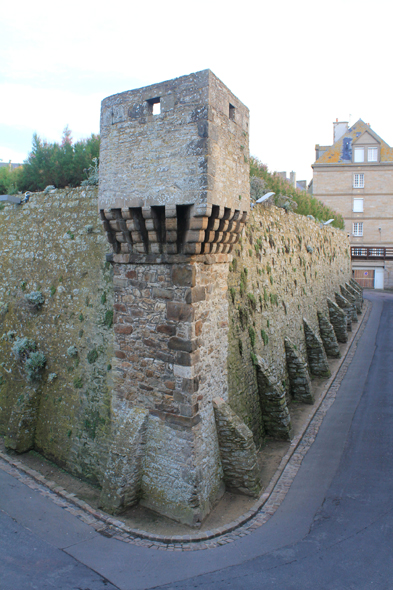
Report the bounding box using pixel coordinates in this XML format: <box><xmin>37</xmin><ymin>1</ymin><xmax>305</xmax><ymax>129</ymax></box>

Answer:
<box><xmin>354</xmin><ymin>148</ymin><xmax>364</xmax><ymax>162</ymax></box>
<box><xmin>368</xmin><ymin>147</ymin><xmax>378</xmax><ymax>162</ymax></box>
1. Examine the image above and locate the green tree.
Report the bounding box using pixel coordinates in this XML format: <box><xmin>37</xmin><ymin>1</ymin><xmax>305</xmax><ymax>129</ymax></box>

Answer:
<box><xmin>18</xmin><ymin>129</ymin><xmax>100</xmax><ymax>192</ymax></box>
<box><xmin>0</xmin><ymin>164</ymin><xmax>24</xmax><ymax>194</ymax></box>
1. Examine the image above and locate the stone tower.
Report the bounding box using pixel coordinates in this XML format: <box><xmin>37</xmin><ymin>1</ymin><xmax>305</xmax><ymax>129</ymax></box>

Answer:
<box><xmin>98</xmin><ymin>70</ymin><xmax>254</xmax><ymax>525</ymax></box>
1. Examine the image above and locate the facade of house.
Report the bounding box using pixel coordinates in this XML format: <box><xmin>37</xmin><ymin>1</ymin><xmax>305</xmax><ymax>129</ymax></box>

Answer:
<box><xmin>312</xmin><ymin>119</ymin><xmax>393</xmax><ymax>289</ymax></box>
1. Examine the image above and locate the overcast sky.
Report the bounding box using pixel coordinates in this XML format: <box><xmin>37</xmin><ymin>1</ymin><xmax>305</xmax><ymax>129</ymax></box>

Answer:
<box><xmin>1</xmin><ymin>0</ymin><xmax>392</xmax><ymax>183</ymax></box>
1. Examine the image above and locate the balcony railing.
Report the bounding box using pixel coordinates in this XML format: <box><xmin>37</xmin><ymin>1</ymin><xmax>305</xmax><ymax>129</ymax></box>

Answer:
<box><xmin>351</xmin><ymin>247</ymin><xmax>393</xmax><ymax>260</ymax></box>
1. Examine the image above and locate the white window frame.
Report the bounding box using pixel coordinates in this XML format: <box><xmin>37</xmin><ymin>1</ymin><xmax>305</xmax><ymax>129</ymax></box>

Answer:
<box><xmin>353</xmin><ymin>198</ymin><xmax>364</xmax><ymax>212</ymax></box>
<box><xmin>353</xmin><ymin>173</ymin><xmax>364</xmax><ymax>188</ymax></box>
<box><xmin>354</xmin><ymin>147</ymin><xmax>364</xmax><ymax>162</ymax></box>
<box><xmin>353</xmin><ymin>222</ymin><xmax>363</xmax><ymax>237</ymax></box>
<box><xmin>368</xmin><ymin>147</ymin><xmax>378</xmax><ymax>162</ymax></box>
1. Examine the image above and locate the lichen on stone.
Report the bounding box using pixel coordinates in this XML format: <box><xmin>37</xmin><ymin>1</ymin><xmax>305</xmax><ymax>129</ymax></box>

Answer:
<box><xmin>25</xmin><ymin>351</ymin><xmax>46</xmax><ymax>381</ymax></box>
<box><xmin>67</xmin><ymin>346</ymin><xmax>78</xmax><ymax>358</ymax></box>
<box><xmin>25</xmin><ymin>291</ymin><xmax>45</xmax><ymax>308</ymax></box>
<box><xmin>11</xmin><ymin>336</ymin><xmax>37</xmax><ymax>360</ymax></box>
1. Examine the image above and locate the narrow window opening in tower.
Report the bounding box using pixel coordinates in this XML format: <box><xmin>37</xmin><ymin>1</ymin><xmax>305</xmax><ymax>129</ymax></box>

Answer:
<box><xmin>147</xmin><ymin>97</ymin><xmax>161</xmax><ymax>115</ymax></box>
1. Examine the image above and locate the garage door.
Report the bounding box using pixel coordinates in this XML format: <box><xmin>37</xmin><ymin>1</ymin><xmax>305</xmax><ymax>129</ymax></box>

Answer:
<box><xmin>353</xmin><ymin>269</ymin><xmax>374</xmax><ymax>289</ymax></box>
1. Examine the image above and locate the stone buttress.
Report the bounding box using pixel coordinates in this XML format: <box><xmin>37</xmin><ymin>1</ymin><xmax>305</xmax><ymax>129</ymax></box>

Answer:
<box><xmin>98</xmin><ymin>71</ymin><xmax>251</xmax><ymax>525</ymax></box>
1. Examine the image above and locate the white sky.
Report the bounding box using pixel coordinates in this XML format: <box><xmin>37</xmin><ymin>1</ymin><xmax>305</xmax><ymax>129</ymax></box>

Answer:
<box><xmin>1</xmin><ymin>0</ymin><xmax>392</xmax><ymax>183</ymax></box>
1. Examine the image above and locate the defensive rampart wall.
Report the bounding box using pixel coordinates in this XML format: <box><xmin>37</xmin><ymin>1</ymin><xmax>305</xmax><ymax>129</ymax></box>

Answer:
<box><xmin>0</xmin><ymin>187</ymin><xmax>353</xmax><ymax>524</ymax></box>
<box><xmin>0</xmin><ymin>70</ymin><xmax>356</xmax><ymax>526</ymax></box>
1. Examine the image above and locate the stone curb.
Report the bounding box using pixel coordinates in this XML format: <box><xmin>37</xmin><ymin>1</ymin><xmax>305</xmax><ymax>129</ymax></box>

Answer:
<box><xmin>0</xmin><ymin>300</ymin><xmax>370</xmax><ymax>550</ymax></box>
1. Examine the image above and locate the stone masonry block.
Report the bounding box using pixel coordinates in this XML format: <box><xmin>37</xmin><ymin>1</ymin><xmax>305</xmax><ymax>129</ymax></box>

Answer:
<box><xmin>5</xmin><ymin>387</ymin><xmax>41</xmax><ymax>453</ymax></box>
<box><xmin>255</xmin><ymin>356</ymin><xmax>291</xmax><ymax>440</ymax></box>
<box><xmin>168</xmin><ymin>337</ymin><xmax>199</xmax><ymax>352</ymax></box>
<box><xmin>350</xmin><ymin>278</ymin><xmax>364</xmax><ymax>302</ymax></box>
<box><xmin>182</xmin><ymin>377</ymin><xmax>199</xmax><ymax>393</ymax></box>
<box><xmin>156</xmin><ymin>324</ymin><xmax>176</xmax><ymax>336</ymax></box>
<box><xmin>317</xmin><ymin>312</ymin><xmax>341</xmax><ymax>358</ymax></box>
<box><xmin>185</xmin><ymin>286</ymin><xmax>206</xmax><ymax>304</ymax></box>
<box><xmin>100</xmin><ymin>406</ymin><xmax>149</xmax><ymax>515</ymax></box>
<box><xmin>345</xmin><ymin>282</ymin><xmax>362</xmax><ymax>313</ymax></box>
<box><xmin>175</xmin><ymin>350</ymin><xmax>200</xmax><ymax>367</ymax></box>
<box><xmin>114</xmin><ymin>324</ymin><xmax>133</xmax><ymax>335</ymax></box>
<box><xmin>213</xmin><ymin>397</ymin><xmax>261</xmax><ymax>497</ymax></box>
<box><xmin>167</xmin><ymin>302</ymin><xmax>194</xmax><ymax>322</ymax></box>
<box><xmin>335</xmin><ymin>292</ymin><xmax>353</xmax><ymax>331</ymax></box>
<box><xmin>171</xmin><ymin>265</ymin><xmax>196</xmax><ymax>287</ymax></box>
<box><xmin>303</xmin><ymin>318</ymin><xmax>331</xmax><ymax>377</ymax></box>
<box><xmin>340</xmin><ymin>285</ymin><xmax>358</xmax><ymax>322</ymax></box>
<box><xmin>152</xmin><ymin>287</ymin><xmax>173</xmax><ymax>300</ymax></box>
<box><xmin>284</xmin><ymin>337</ymin><xmax>314</xmax><ymax>404</ymax></box>
<box><xmin>327</xmin><ymin>297</ymin><xmax>348</xmax><ymax>343</ymax></box>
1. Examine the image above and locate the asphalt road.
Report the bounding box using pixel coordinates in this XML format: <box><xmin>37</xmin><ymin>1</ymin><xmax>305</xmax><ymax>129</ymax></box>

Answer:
<box><xmin>1</xmin><ymin>290</ymin><xmax>392</xmax><ymax>590</ymax></box>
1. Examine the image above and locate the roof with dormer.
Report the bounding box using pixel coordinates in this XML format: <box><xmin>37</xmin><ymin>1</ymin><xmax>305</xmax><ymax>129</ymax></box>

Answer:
<box><xmin>314</xmin><ymin>119</ymin><xmax>393</xmax><ymax>164</ymax></box>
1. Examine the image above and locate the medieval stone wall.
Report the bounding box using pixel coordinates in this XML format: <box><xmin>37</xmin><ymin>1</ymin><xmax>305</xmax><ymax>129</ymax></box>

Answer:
<box><xmin>108</xmin><ymin>257</ymin><xmax>229</xmax><ymax>524</ymax></box>
<box><xmin>0</xmin><ymin>187</ymin><xmax>114</xmax><ymax>483</ymax></box>
<box><xmin>227</xmin><ymin>205</ymin><xmax>351</xmax><ymax>445</ymax></box>
<box><xmin>0</xmin><ymin>187</ymin><xmax>352</xmax><ymax>524</ymax></box>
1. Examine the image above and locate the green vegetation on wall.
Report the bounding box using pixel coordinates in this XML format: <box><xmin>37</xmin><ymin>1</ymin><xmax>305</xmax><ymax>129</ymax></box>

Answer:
<box><xmin>227</xmin><ymin>203</ymin><xmax>350</xmax><ymax>446</ymax></box>
<box><xmin>250</xmin><ymin>157</ymin><xmax>345</xmax><ymax>229</ymax></box>
<box><xmin>0</xmin><ymin>187</ymin><xmax>113</xmax><ymax>484</ymax></box>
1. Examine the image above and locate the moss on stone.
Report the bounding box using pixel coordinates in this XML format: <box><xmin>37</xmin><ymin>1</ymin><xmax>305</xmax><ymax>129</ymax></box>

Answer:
<box><xmin>87</xmin><ymin>348</ymin><xmax>98</xmax><ymax>364</ymax></box>
<box><xmin>103</xmin><ymin>309</ymin><xmax>113</xmax><ymax>328</ymax></box>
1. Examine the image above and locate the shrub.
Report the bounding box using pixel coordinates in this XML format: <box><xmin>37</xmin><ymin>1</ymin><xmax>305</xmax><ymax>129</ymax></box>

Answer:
<box><xmin>17</xmin><ymin>128</ymin><xmax>100</xmax><ymax>192</ymax></box>
<box><xmin>248</xmin><ymin>326</ymin><xmax>256</xmax><ymax>347</ymax></box>
<box><xmin>73</xmin><ymin>376</ymin><xmax>83</xmax><ymax>389</ymax></box>
<box><xmin>25</xmin><ymin>291</ymin><xmax>45</xmax><ymax>308</ymax></box>
<box><xmin>238</xmin><ymin>305</ymin><xmax>248</xmax><ymax>328</ymax></box>
<box><xmin>250</xmin><ymin>157</ymin><xmax>344</xmax><ymax>229</ymax></box>
<box><xmin>11</xmin><ymin>337</ymin><xmax>45</xmax><ymax>380</ymax></box>
<box><xmin>0</xmin><ymin>165</ymin><xmax>23</xmax><ymax>195</ymax></box>
<box><xmin>87</xmin><ymin>348</ymin><xmax>98</xmax><ymax>364</ymax></box>
<box><xmin>103</xmin><ymin>310</ymin><xmax>113</xmax><ymax>328</ymax></box>
<box><xmin>25</xmin><ymin>352</ymin><xmax>46</xmax><ymax>381</ymax></box>
<box><xmin>81</xmin><ymin>157</ymin><xmax>99</xmax><ymax>186</ymax></box>
<box><xmin>247</xmin><ymin>293</ymin><xmax>257</xmax><ymax>310</ymax></box>
<box><xmin>12</xmin><ymin>337</ymin><xmax>36</xmax><ymax>360</ymax></box>
<box><xmin>67</xmin><ymin>346</ymin><xmax>78</xmax><ymax>358</ymax></box>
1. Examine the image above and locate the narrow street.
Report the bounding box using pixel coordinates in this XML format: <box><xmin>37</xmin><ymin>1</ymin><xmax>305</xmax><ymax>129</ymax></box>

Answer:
<box><xmin>1</xmin><ymin>290</ymin><xmax>392</xmax><ymax>590</ymax></box>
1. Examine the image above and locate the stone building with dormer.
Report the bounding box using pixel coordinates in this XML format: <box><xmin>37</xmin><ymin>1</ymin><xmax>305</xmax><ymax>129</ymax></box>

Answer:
<box><xmin>312</xmin><ymin>119</ymin><xmax>393</xmax><ymax>289</ymax></box>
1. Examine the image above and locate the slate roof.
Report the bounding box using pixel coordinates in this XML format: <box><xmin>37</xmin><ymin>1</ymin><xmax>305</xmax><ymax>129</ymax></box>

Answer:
<box><xmin>315</xmin><ymin>119</ymin><xmax>393</xmax><ymax>164</ymax></box>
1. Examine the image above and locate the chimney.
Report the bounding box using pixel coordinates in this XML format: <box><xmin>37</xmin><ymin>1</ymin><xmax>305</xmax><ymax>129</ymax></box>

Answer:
<box><xmin>333</xmin><ymin>120</ymin><xmax>349</xmax><ymax>143</ymax></box>
<box><xmin>290</xmin><ymin>171</ymin><xmax>296</xmax><ymax>187</ymax></box>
